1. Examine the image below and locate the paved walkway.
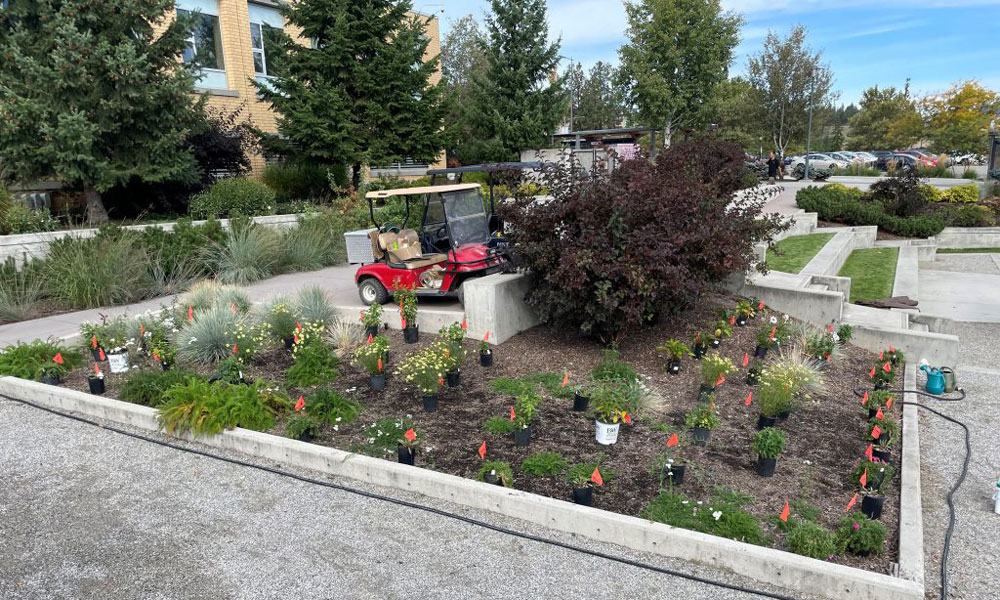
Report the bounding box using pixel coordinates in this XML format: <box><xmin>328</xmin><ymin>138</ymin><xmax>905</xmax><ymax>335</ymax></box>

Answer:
<box><xmin>0</xmin><ymin>265</ymin><xmax>461</xmax><ymax>347</ymax></box>
<box><xmin>918</xmin><ymin>254</ymin><xmax>1000</xmax><ymax>323</ymax></box>
<box><xmin>0</xmin><ymin>399</ymin><xmax>812</xmax><ymax>600</ymax></box>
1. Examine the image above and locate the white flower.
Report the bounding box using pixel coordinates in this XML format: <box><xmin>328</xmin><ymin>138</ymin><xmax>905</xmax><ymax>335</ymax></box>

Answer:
<box><xmin>803</xmin><ymin>459</ymin><xmax>812</xmax><ymax>465</ymax></box>
<box><xmin>783</xmin><ymin>314</ymin><xmax>790</xmax><ymax>321</ymax></box>
<box><xmin>713</xmin><ymin>511</ymin><xmax>723</xmax><ymax>521</ymax></box>
<box><xmin>832</xmin><ymin>333</ymin><xmax>840</xmax><ymax>342</ymax></box>
<box><xmin>769</xmin><ymin>316</ymin><xmax>778</xmax><ymax>324</ymax></box>
<box><xmin>682</xmin><ymin>500</ymin><xmax>689</xmax><ymax>505</ymax></box>
<box><xmin>332</xmin><ymin>425</ymin><xmax>339</xmax><ymax>431</ymax></box>
<box><xmin>335</xmin><ymin>417</ymin><xmax>342</xmax><ymax>422</ymax></box>
<box><xmin>697</xmin><ymin>501</ymin><xmax>703</xmax><ymax>505</ymax></box>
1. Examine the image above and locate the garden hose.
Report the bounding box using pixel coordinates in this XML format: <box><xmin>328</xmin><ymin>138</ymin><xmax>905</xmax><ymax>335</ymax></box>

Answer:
<box><xmin>852</xmin><ymin>385</ymin><xmax>970</xmax><ymax>600</ymax></box>
<box><xmin>3</xmin><ymin>394</ymin><xmax>803</xmax><ymax>600</ymax></box>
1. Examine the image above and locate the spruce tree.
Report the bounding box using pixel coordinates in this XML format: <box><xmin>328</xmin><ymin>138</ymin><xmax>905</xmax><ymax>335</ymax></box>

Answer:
<box><xmin>258</xmin><ymin>0</ymin><xmax>446</xmax><ymax>189</ymax></box>
<box><xmin>467</xmin><ymin>0</ymin><xmax>564</xmax><ymax>163</ymax></box>
<box><xmin>0</xmin><ymin>0</ymin><xmax>202</xmax><ymax>223</ymax></box>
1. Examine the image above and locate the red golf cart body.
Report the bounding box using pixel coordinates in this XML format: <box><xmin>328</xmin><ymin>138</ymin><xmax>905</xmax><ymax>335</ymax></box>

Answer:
<box><xmin>352</xmin><ymin>183</ymin><xmax>509</xmax><ymax>305</ymax></box>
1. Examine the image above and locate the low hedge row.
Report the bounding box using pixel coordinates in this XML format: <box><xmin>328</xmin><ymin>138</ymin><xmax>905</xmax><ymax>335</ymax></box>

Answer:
<box><xmin>796</xmin><ymin>185</ymin><xmax>947</xmax><ymax>237</ymax></box>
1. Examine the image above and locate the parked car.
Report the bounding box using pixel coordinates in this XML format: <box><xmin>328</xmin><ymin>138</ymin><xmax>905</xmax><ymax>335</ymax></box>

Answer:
<box><xmin>954</xmin><ymin>153</ymin><xmax>985</xmax><ymax>166</ymax></box>
<box><xmin>830</xmin><ymin>152</ymin><xmax>860</xmax><ymax>165</ymax></box>
<box><xmin>899</xmin><ymin>150</ymin><xmax>938</xmax><ymax>167</ymax></box>
<box><xmin>850</xmin><ymin>151</ymin><xmax>879</xmax><ymax>166</ymax></box>
<box><xmin>880</xmin><ymin>154</ymin><xmax>919</xmax><ymax>171</ymax></box>
<box><xmin>871</xmin><ymin>150</ymin><xmax>895</xmax><ymax>170</ymax></box>
<box><xmin>789</xmin><ymin>153</ymin><xmax>849</xmax><ymax>171</ymax></box>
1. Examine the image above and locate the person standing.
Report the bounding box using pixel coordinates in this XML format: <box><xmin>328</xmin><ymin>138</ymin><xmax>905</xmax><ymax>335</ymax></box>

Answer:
<box><xmin>766</xmin><ymin>151</ymin><xmax>781</xmax><ymax>184</ymax></box>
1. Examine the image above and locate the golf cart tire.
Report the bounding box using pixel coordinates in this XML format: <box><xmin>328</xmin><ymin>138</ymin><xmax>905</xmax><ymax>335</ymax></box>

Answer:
<box><xmin>358</xmin><ymin>277</ymin><xmax>389</xmax><ymax>306</ymax></box>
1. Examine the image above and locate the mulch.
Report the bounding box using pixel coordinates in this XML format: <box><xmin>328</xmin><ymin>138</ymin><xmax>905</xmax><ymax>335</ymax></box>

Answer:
<box><xmin>58</xmin><ymin>289</ymin><xmax>900</xmax><ymax>574</ymax></box>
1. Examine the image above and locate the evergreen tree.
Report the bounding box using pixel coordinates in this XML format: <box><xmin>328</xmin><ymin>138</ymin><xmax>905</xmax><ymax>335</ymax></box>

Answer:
<box><xmin>0</xmin><ymin>0</ymin><xmax>202</xmax><ymax>223</ymax></box>
<box><xmin>467</xmin><ymin>0</ymin><xmax>565</xmax><ymax>162</ymax></box>
<box><xmin>576</xmin><ymin>62</ymin><xmax>626</xmax><ymax>131</ymax></box>
<box><xmin>258</xmin><ymin>0</ymin><xmax>446</xmax><ymax>189</ymax></box>
<box><xmin>441</xmin><ymin>14</ymin><xmax>487</xmax><ymax>165</ymax></box>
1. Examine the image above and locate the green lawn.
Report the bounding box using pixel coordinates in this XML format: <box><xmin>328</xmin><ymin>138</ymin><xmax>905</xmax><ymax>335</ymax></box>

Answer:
<box><xmin>838</xmin><ymin>247</ymin><xmax>899</xmax><ymax>303</ymax></box>
<box><xmin>766</xmin><ymin>233</ymin><xmax>836</xmax><ymax>273</ymax></box>
<box><xmin>937</xmin><ymin>247</ymin><xmax>1000</xmax><ymax>254</ymax></box>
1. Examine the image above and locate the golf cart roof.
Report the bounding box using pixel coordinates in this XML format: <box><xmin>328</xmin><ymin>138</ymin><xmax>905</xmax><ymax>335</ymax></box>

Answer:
<box><xmin>365</xmin><ymin>183</ymin><xmax>481</xmax><ymax>200</ymax></box>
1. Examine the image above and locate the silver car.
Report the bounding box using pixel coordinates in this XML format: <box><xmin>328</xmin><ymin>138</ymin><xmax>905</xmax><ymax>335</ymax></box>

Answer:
<box><xmin>789</xmin><ymin>153</ymin><xmax>849</xmax><ymax>171</ymax></box>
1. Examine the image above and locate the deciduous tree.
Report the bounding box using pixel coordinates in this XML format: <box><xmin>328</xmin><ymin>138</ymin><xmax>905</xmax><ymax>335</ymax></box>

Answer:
<box><xmin>922</xmin><ymin>80</ymin><xmax>1000</xmax><ymax>153</ymax></box>
<box><xmin>847</xmin><ymin>84</ymin><xmax>922</xmax><ymax>150</ymax></box>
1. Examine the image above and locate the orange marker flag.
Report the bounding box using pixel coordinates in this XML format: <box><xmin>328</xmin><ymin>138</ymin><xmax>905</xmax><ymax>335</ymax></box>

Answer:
<box><xmin>889</xmin><ymin>345</ymin><xmax>895</xmax><ymax>353</ymax></box>
<box><xmin>296</xmin><ymin>322</ymin><xmax>303</xmax><ymax>332</ymax></box>
<box><xmin>846</xmin><ymin>493</ymin><xmax>858</xmax><ymax>512</ymax></box>
<box><xmin>729</xmin><ymin>314</ymin><xmax>735</xmax><ymax>326</ymax></box>
<box><xmin>52</xmin><ymin>352</ymin><xmax>63</xmax><ymax>365</ymax></box>
<box><xmin>377</xmin><ymin>357</ymin><xmax>383</xmax><ymax>373</ymax></box>
<box><xmin>869</xmin><ymin>365</ymin><xmax>877</xmax><ymax>378</ymax></box>
<box><xmin>153</xmin><ymin>350</ymin><xmax>161</xmax><ymax>362</ymax></box>
<box><xmin>875</xmin><ymin>407</ymin><xmax>884</xmax><ymax>419</ymax></box>
<box><xmin>294</xmin><ymin>396</ymin><xmax>305</xmax><ymax>411</ymax></box>
<box><xmin>715</xmin><ymin>374</ymin><xmax>726</xmax><ymax>387</ymax></box>
<box><xmin>367</xmin><ymin>333</ymin><xmax>374</xmax><ymax>344</ymax></box>
<box><xmin>827</xmin><ymin>323</ymin><xmax>834</xmax><ymax>333</ymax></box>
<box><xmin>883</xmin><ymin>362</ymin><xmax>892</xmax><ymax>373</ymax></box>
<box><xmin>865</xmin><ymin>443</ymin><xmax>874</xmax><ymax>461</ymax></box>
<box><xmin>758</xmin><ymin>300</ymin><xmax>765</xmax><ymax>310</ymax></box>
<box><xmin>401</xmin><ymin>317</ymin><xmax>407</xmax><ymax>329</ymax></box>
<box><xmin>478</xmin><ymin>441</ymin><xmax>487</xmax><ymax>460</ymax></box>
<box><xmin>188</xmin><ymin>305</ymin><xmax>194</xmax><ymax>321</ymax></box>
<box><xmin>139</xmin><ymin>322</ymin><xmax>145</xmax><ymax>338</ymax></box>
<box><xmin>461</xmin><ymin>316</ymin><xmax>468</xmax><ymax>330</ymax></box>
<box><xmin>860</xmin><ymin>467</ymin><xmax>868</xmax><ymax>488</ymax></box>
<box><xmin>232</xmin><ymin>344</ymin><xmax>239</xmax><ymax>355</ymax></box>
<box><xmin>871</xmin><ymin>425</ymin><xmax>883</xmax><ymax>439</ymax></box>
<box><xmin>886</xmin><ymin>396</ymin><xmax>893</xmax><ymax>409</ymax></box>
<box><xmin>622</xmin><ymin>413</ymin><xmax>632</xmax><ymax>424</ymax></box>
<box><xmin>745</xmin><ymin>391</ymin><xmax>753</xmax><ymax>406</ymax></box>
<box><xmin>403</xmin><ymin>428</ymin><xmax>417</xmax><ymax>443</ymax></box>
<box><xmin>93</xmin><ymin>363</ymin><xmax>101</xmax><ymax>375</ymax></box>
<box><xmin>360</xmin><ymin>310</ymin><xmax>366</xmax><ymax>321</ymax></box>
<box><xmin>861</xmin><ymin>390</ymin><xmax>869</xmax><ymax>406</ymax></box>
<box><xmin>742</xmin><ymin>352</ymin><xmax>749</xmax><ymax>367</ymax></box>
<box><xmin>509</xmin><ymin>406</ymin><xmax>516</xmax><ymax>421</ymax></box>
<box><xmin>666</xmin><ymin>433</ymin><xmax>679</xmax><ymax>447</ymax></box>
<box><xmin>561</xmin><ymin>372</ymin><xmax>570</xmax><ymax>388</ymax></box>
<box><xmin>230</xmin><ymin>303</ymin><xmax>237</xmax><ymax>314</ymax></box>
<box><xmin>98</xmin><ymin>348</ymin><xmax>106</xmax><ymax>361</ymax></box>
<box><xmin>591</xmin><ymin>467</ymin><xmax>603</xmax><ymax>486</ymax></box>
<box><xmin>91</xmin><ymin>335</ymin><xmax>98</xmax><ymax>349</ymax></box>
<box><xmin>779</xmin><ymin>501</ymin><xmax>790</xmax><ymax>522</ymax></box>
<box><xmin>769</xmin><ymin>327</ymin><xmax>776</xmax><ymax>341</ymax></box>
<box><xmin>484</xmin><ymin>331</ymin><xmax>490</xmax><ymax>342</ymax></box>
<box><xmin>879</xmin><ymin>351</ymin><xmax>884</xmax><ymax>361</ymax></box>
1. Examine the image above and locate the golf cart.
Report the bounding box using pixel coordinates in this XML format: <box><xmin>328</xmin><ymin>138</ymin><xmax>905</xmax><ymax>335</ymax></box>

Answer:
<box><xmin>350</xmin><ymin>183</ymin><xmax>510</xmax><ymax>305</ymax></box>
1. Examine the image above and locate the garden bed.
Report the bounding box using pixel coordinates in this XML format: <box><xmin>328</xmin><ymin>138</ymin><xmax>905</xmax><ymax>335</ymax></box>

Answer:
<box><xmin>50</xmin><ymin>290</ymin><xmax>901</xmax><ymax>575</ymax></box>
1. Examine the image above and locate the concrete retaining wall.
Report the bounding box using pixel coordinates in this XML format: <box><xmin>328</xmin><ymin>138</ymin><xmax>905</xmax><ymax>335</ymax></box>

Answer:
<box><xmin>737</xmin><ymin>279</ymin><xmax>845</xmax><ymax>325</ymax></box>
<box><xmin>932</xmin><ymin>227</ymin><xmax>1000</xmax><ymax>248</ymax></box>
<box><xmin>0</xmin><ymin>376</ymin><xmax>923</xmax><ymax>600</ymax></box>
<box><xmin>892</xmin><ymin>246</ymin><xmax>920</xmax><ymax>300</ymax></box>
<box><xmin>0</xmin><ymin>213</ymin><xmax>304</xmax><ymax>267</ymax></box>
<box><xmin>463</xmin><ymin>273</ymin><xmax>541</xmax><ymax>345</ymax></box>
<box><xmin>849</xmin><ymin>324</ymin><xmax>959</xmax><ymax>366</ymax></box>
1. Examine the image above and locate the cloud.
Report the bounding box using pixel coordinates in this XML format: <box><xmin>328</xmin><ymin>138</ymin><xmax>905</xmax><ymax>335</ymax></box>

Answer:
<box><xmin>722</xmin><ymin>0</ymin><xmax>1000</xmax><ymax>14</ymax></box>
<box><xmin>834</xmin><ymin>19</ymin><xmax>924</xmax><ymax>40</ymax></box>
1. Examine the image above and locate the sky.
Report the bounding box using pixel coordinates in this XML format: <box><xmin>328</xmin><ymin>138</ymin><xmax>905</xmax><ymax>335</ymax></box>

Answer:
<box><xmin>419</xmin><ymin>0</ymin><xmax>1000</xmax><ymax>105</ymax></box>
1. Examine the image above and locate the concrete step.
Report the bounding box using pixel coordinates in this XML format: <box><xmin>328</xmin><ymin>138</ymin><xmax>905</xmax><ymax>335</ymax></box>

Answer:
<box><xmin>807</xmin><ymin>283</ymin><xmax>829</xmax><ymax>292</ymax></box>
<box><xmin>909</xmin><ymin>322</ymin><xmax>929</xmax><ymax>333</ymax></box>
<box><xmin>842</xmin><ymin>303</ymin><xmax>910</xmax><ymax>329</ymax></box>
<box><xmin>892</xmin><ymin>246</ymin><xmax>920</xmax><ymax>301</ymax></box>
<box><xmin>801</xmin><ymin>231</ymin><xmax>856</xmax><ymax>277</ymax></box>
<box><xmin>750</xmin><ymin>270</ymin><xmax>813</xmax><ymax>289</ymax></box>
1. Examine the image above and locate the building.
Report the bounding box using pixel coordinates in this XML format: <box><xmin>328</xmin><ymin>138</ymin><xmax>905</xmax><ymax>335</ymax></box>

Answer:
<box><xmin>167</xmin><ymin>0</ymin><xmax>445</xmax><ymax>174</ymax></box>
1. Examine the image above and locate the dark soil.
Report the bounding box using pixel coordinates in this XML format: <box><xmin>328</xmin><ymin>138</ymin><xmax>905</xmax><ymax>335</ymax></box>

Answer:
<box><xmin>58</xmin><ymin>290</ymin><xmax>900</xmax><ymax>574</ymax></box>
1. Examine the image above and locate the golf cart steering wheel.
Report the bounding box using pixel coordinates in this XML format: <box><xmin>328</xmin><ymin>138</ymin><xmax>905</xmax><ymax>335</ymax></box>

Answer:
<box><xmin>380</xmin><ymin>222</ymin><xmax>401</xmax><ymax>234</ymax></box>
<box><xmin>432</xmin><ymin>225</ymin><xmax>448</xmax><ymax>241</ymax></box>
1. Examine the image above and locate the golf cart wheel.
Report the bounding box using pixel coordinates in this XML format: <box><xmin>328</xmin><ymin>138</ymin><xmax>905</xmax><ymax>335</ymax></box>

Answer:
<box><xmin>358</xmin><ymin>278</ymin><xmax>389</xmax><ymax>306</ymax></box>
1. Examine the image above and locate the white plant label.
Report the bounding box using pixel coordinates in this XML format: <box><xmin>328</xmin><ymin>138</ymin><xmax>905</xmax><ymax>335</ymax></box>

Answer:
<box><xmin>107</xmin><ymin>352</ymin><xmax>130</xmax><ymax>374</ymax></box>
<box><xmin>594</xmin><ymin>420</ymin><xmax>620</xmax><ymax>445</ymax></box>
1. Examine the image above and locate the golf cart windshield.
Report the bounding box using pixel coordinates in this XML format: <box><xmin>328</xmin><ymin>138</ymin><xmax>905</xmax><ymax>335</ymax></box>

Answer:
<box><xmin>443</xmin><ymin>189</ymin><xmax>490</xmax><ymax>247</ymax></box>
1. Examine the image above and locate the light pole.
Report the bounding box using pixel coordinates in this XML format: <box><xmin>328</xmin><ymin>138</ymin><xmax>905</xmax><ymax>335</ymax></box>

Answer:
<box><xmin>759</xmin><ymin>137</ymin><xmax>763</xmax><ymax>160</ymax></box>
<box><xmin>805</xmin><ymin>68</ymin><xmax>815</xmax><ymax>180</ymax></box>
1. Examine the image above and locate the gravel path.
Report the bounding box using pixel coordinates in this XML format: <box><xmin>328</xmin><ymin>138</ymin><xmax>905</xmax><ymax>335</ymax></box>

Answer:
<box><xmin>917</xmin><ymin>323</ymin><xmax>1000</xmax><ymax>600</ymax></box>
<box><xmin>919</xmin><ymin>254</ymin><xmax>1000</xmax><ymax>275</ymax></box>
<box><xmin>0</xmin><ymin>398</ymin><xmax>817</xmax><ymax>600</ymax></box>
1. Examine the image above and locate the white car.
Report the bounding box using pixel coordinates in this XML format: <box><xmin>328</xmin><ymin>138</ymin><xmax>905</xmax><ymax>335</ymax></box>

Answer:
<box><xmin>789</xmin><ymin>153</ymin><xmax>849</xmax><ymax>171</ymax></box>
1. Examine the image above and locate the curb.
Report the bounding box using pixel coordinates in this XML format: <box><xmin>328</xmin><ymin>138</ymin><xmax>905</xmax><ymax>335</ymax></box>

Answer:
<box><xmin>0</xmin><ymin>376</ymin><xmax>924</xmax><ymax>600</ymax></box>
<box><xmin>898</xmin><ymin>365</ymin><xmax>925</xmax><ymax>584</ymax></box>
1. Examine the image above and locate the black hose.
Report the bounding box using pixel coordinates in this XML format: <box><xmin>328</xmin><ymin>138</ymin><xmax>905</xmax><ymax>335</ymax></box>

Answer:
<box><xmin>853</xmin><ymin>384</ymin><xmax>970</xmax><ymax>600</ymax></box>
<box><xmin>2</xmin><ymin>394</ymin><xmax>802</xmax><ymax>600</ymax></box>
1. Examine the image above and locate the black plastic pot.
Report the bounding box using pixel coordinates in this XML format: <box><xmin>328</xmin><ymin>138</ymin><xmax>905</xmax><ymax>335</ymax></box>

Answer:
<box><xmin>572</xmin><ymin>393</ymin><xmax>590</xmax><ymax>412</ymax></box>
<box><xmin>746</xmin><ymin>371</ymin><xmax>760</xmax><ymax>386</ymax></box>
<box><xmin>369</xmin><ymin>374</ymin><xmax>386</xmax><ymax>390</ymax></box>
<box><xmin>777</xmin><ymin>410</ymin><xmax>791</xmax><ymax>421</ymax></box>
<box><xmin>484</xmin><ymin>471</ymin><xmax>503</xmax><ymax>486</ymax></box>
<box><xmin>572</xmin><ymin>486</ymin><xmax>593</xmax><ymax>506</ymax></box>
<box><xmin>867</xmin><ymin>408</ymin><xmax>879</xmax><ymax>419</ymax></box>
<box><xmin>667</xmin><ymin>360</ymin><xmax>681</xmax><ymax>375</ymax></box>
<box><xmin>298</xmin><ymin>431</ymin><xmax>313</xmax><ymax>443</ymax></box>
<box><xmin>88</xmin><ymin>376</ymin><xmax>105</xmax><ymax>395</ymax></box>
<box><xmin>667</xmin><ymin>464</ymin><xmax>686</xmax><ymax>486</ymax></box>
<box><xmin>861</xmin><ymin>495</ymin><xmax>885</xmax><ymax>520</ymax></box>
<box><xmin>513</xmin><ymin>426</ymin><xmax>532</xmax><ymax>446</ymax></box>
<box><xmin>692</xmin><ymin>427</ymin><xmax>711</xmax><ymax>446</ymax></box>
<box><xmin>283</xmin><ymin>336</ymin><xmax>295</xmax><ymax>350</ymax></box>
<box><xmin>710</xmin><ymin>339</ymin><xmax>721</xmax><ymax>349</ymax></box>
<box><xmin>693</xmin><ymin>343</ymin><xmax>707</xmax><ymax>359</ymax></box>
<box><xmin>736</xmin><ymin>316</ymin><xmax>749</xmax><ymax>327</ymax></box>
<box><xmin>756</xmin><ymin>458</ymin><xmax>777</xmax><ymax>477</ymax></box>
<box><xmin>697</xmin><ymin>384</ymin><xmax>715</xmax><ymax>403</ymax></box>
<box><xmin>397</xmin><ymin>444</ymin><xmax>415</xmax><ymax>465</ymax></box>
<box><xmin>872</xmin><ymin>447</ymin><xmax>891</xmax><ymax>463</ymax></box>
<box><xmin>403</xmin><ymin>326</ymin><xmax>419</xmax><ymax>344</ymax></box>
<box><xmin>41</xmin><ymin>374</ymin><xmax>60</xmax><ymax>385</ymax></box>
<box><xmin>90</xmin><ymin>348</ymin><xmax>103</xmax><ymax>362</ymax></box>
<box><xmin>447</xmin><ymin>370</ymin><xmax>461</xmax><ymax>387</ymax></box>
<box><xmin>365</xmin><ymin>325</ymin><xmax>379</xmax><ymax>339</ymax></box>
<box><xmin>160</xmin><ymin>362</ymin><xmax>171</xmax><ymax>372</ymax></box>
<box><xmin>874</xmin><ymin>381</ymin><xmax>889</xmax><ymax>391</ymax></box>
<box><xmin>757</xmin><ymin>415</ymin><xmax>777</xmax><ymax>430</ymax></box>
<box><xmin>422</xmin><ymin>394</ymin><xmax>438</xmax><ymax>413</ymax></box>
<box><xmin>754</xmin><ymin>345</ymin><xmax>768</xmax><ymax>359</ymax></box>
<box><xmin>480</xmin><ymin>350</ymin><xmax>493</xmax><ymax>367</ymax></box>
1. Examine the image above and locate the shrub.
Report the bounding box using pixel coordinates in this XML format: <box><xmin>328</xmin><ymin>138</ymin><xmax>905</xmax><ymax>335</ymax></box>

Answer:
<box><xmin>137</xmin><ymin>218</ymin><xmax>227</xmax><ymax>278</ymax></box>
<box><xmin>591</xmin><ymin>348</ymin><xmax>639</xmax><ymax>383</ymax></box>
<box><xmin>353</xmin><ymin>334</ymin><xmax>388</xmax><ymax>375</ymax></box>
<box><xmin>851</xmin><ymin>458</ymin><xmax>896</xmax><ymax>494</ymax></box>
<box><xmin>158</xmin><ymin>379</ymin><xmax>289</xmax><ymax>436</ymax></box>
<box><xmin>795</xmin><ymin>185</ymin><xmax>948</xmax><ymax>237</ymax></box>
<box><xmin>0</xmin><ymin>186</ymin><xmax>11</xmax><ymax>233</ymax></box>
<box><xmin>261</xmin><ymin>163</ymin><xmax>333</xmax><ymax>201</ymax></box>
<box><xmin>483</xmin><ymin>416</ymin><xmax>516</xmax><ymax>434</ymax></box>
<box><xmin>962</xmin><ymin>168</ymin><xmax>979</xmax><ymax>180</ymax></box>
<box><xmin>119</xmin><ymin>370</ymin><xmax>205</xmax><ymax>407</ymax></box>
<box><xmin>700</xmin><ymin>353</ymin><xmax>735</xmax><ymax>387</ymax></box>
<box><xmin>396</xmin><ymin>346</ymin><xmax>450</xmax><ymax>394</ymax></box>
<box><xmin>489</xmin><ymin>377</ymin><xmax>534</xmax><ymax>397</ymax></box>
<box><xmin>189</xmin><ymin>178</ymin><xmax>276</xmax><ymax>219</ymax></box>
<box><xmin>294</xmin><ymin>286</ymin><xmax>335</xmax><ymax>326</ymax></box>
<box><xmin>940</xmin><ymin>184</ymin><xmax>980</xmax><ymax>203</ymax></box>
<box><xmin>279</xmin><ymin>215</ymin><xmax>342</xmax><ymax>272</ymax></box>
<box><xmin>0</xmin><ymin>339</ymin><xmax>83</xmax><ymax>380</ymax></box>
<box><xmin>752</xmin><ymin>427</ymin><xmax>787</xmax><ymax>459</ymax></box>
<box><xmin>0</xmin><ymin>258</ymin><xmax>45</xmax><ymax>323</ymax></box>
<box><xmin>476</xmin><ymin>460</ymin><xmax>514</xmax><ymax>487</ymax></box>
<box><xmin>4</xmin><ymin>205</ymin><xmax>59</xmax><ymax>234</ymax></box>
<box><xmin>505</xmin><ymin>140</ymin><xmax>787</xmax><ymax>339</ymax></box>
<box><xmin>202</xmin><ymin>220</ymin><xmax>282</xmax><ymax>285</ymax></box>
<box><xmin>520</xmin><ymin>451</ymin><xmax>568</xmax><ymax>476</ymax></box>
<box><xmin>837</xmin><ymin>512</ymin><xmax>886</xmax><ymax>555</ymax></box>
<box><xmin>173</xmin><ymin>305</ymin><xmax>239</xmax><ymax>364</ymax></box>
<box><xmin>641</xmin><ymin>489</ymin><xmax>767</xmax><ymax>545</ymax></box>
<box><xmin>43</xmin><ymin>234</ymin><xmax>154</xmax><ymax>309</ymax></box>
<box><xmin>684</xmin><ymin>402</ymin><xmax>719</xmax><ymax>430</ymax></box>
<box><xmin>285</xmin><ymin>413</ymin><xmax>321</xmax><ymax>440</ymax></box>
<box><xmin>356</xmin><ymin>417</ymin><xmax>415</xmax><ymax>458</ymax></box>
<box><xmin>946</xmin><ymin>204</ymin><xmax>995</xmax><ymax>227</ymax></box>
<box><xmin>306</xmin><ymin>389</ymin><xmax>362</xmax><ymax>425</ymax></box>
<box><xmin>786</xmin><ymin>521</ymin><xmax>838</xmax><ymax>559</ymax></box>
<box><xmin>286</xmin><ymin>338</ymin><xmax>340</xmax><ymax>387</ymax></box>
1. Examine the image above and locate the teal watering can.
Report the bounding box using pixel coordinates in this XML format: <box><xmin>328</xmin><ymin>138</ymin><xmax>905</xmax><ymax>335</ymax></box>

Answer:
<box><xmin>921</xmin><ymin>365</ymin><xmax>946</xmax><ymax>395</ymax></box>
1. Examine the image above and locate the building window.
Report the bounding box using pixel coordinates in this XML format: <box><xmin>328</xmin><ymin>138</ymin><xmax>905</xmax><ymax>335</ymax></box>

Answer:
<box><xmin>177</xmin><ymin>0</ymin><xmax>227</xmax><ymax>89</ymax></box>
<box><xmin>248</xmin><ymin>3</ymin><xmax>285</xmax><ymax>82</ymax></box>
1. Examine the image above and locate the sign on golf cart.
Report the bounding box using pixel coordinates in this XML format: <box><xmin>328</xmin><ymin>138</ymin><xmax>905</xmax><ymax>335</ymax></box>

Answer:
<box><xmin>346</xmin><ymin>183</ymin><xmax>510</xmax><ymax>305</ymax></box>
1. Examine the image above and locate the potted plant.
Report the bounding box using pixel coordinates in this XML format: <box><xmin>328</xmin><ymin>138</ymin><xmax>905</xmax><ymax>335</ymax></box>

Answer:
<box><xmin>397</xmin><ymin>347</ymin><xmax>449</xmax><ymax>412</ymax></box>
<box><xmin>756</xmin><ymin>378</ymin><xmax>791</xmax><ymax>429</ymax></box>
<box><xmin>734</xmin><ymin>301</ymin><xmax>755</xmax><ymax>327</ymax></box>
<box><xmin>397</xmin><ymin>427</ymin><xmax>420</xmax><ymax>465</ymax></box>
<box><xmin>149</xmin><ymin>334</ymin><xmax>176</xmax><ymax>372</ymax></box>
<box><xmin>106</xmin><ymin>343</ymin><xmax>131</xmax><ymax>374</ymax></box>
<box><xmin>863</xmin><ymin>390</ymin><xmax>892</xmax><ymax>419</ymax></box>
<box><xmin>852</xmin><ymin>458</ymin><xmax>896</xmax><ymax>520</ymax></box>
<box><xmin>887</xmin><ymin>347</ymin><xmax>905</xmax><ymax>366</ymax></box>
<box><xmin>684</xmin><ymin>402</ymin><xmax>719</xmax><ymax>446</ymax></box>
<box><xmin>393</xmin><ymin>283</ymin><xmax>419</xmax><ymax>343</ymax></box>
<box><xmin>754</xmin><ymin>325</ymin><xmax>774</xmax><ymax>359</ymax></box>
<box><xmin>88</xmin><ymin>366</ymin><xmax>105</xmax><ymax>395</ymax></box>
<box><xmin>477</xmin><ymin>460</ymin><xmax>513</xmax><ymax>487</ymax></box>
<box><xmin>805</xmin><ymin>331</ymin><xmax>836</xmax><ymax>368</ymax></box>
<box><xmin>572</xmin><ymin>382</ymin><xmax>591</xmax><ymax>411</ymax></box>
<box><xmin>266</xmin><ymin>302</ymin><xmax>299</xmax><ymax>349</ymax></box>
<box><xmin>591</xmin><ymin>380</ymin><xmax>628</xmax><ymax>445</ymax></box>
<box><xmin>871</xmin><ymin>361</ymin><xmax>895</xmax><ymax>391</ymax></box>
<box><xmin>710</xmin><ymin>320</ymin><xmax>732</xmax><ymax>349</ymax></box>
<box><xmin>285</xmin><ymin>413</ymin><xmax>321</xmax><ymax>443</ymax></box>
<box><xmin>699</xmin><ymin>353</ymin><xmax>735</xmax><ymax>402</ymax></box>
<box><xmin>836</xmin><ymin>324</ymin><xmax>853</xmax><ymax>346</ymax></box>
<box><xmin>752</xmin><ymin>427</ymin><xmax>787</xmax><ymax>477</ymax></box>
<box><xmin>567</xmin><ymin>464</ymin><xmax>606</xmax><ymax>506</ymax></box>
<box><xmin>360</xmin><ymin>301</ymin><xmax>383</xmax><ymax>340</ymax></box>
<box><xmin>656</xmin><ymin>339</ymin><xmax>691</xmax><ymax>375</ymax></box>
<box><xmin>746</xmin><ymin>359</ymin><xmax>763</xmax><ymax>386</ymax></box>
<box><xmin>354</xmin><ymin>336</ymin><xmax>389</xmax><ymax>390</ymax></box>
<box><xmin>691</xmin><ymin>332</ymin><xmax>708</xmax><ymax>359</ymax></box>
<box><xmin>867</xmin><ymin>415</ymin><xmax>900</xmax><ymax>462</ymax></box>
<box><xmin>40</xmin><ymin>364</ymin><xmax>63</xmax><ymax>385</ymax></box>
<box><xmin>837</xmin><ymin>512</ymin><xmax>887</xmax><ymax>557</ymax></box>
<box><xmin>439</xmin><ymin>322</ymin><xmax>466</xmax><ymax>386</ymax></box>
<box><xmin>478</xmin><ymin>335</ymin><xmax>493</xmax><ymax>367</ymax></box>
<box><xmin>512</xmin><ymin>393</ymin><xmax>540</xmax><ymax>446</ymax></box>
<box><xmin>650</xmin><ymin>436</ymin><xmax>687</xmax><ymax>487</ymax></box>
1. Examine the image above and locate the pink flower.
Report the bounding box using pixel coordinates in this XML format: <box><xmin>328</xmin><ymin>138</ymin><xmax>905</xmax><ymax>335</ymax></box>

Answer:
<box><xmin>852</xmin><ymin>522</ymin><xmax>860</xmax><ymax>531</ymax></box>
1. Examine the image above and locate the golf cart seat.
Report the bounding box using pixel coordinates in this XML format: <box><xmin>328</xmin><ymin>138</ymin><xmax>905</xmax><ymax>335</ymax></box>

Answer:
<box><xmin>377</xmin><ymin>230</ymin><xmax>446</xmax><ymax>269</ymax></box>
